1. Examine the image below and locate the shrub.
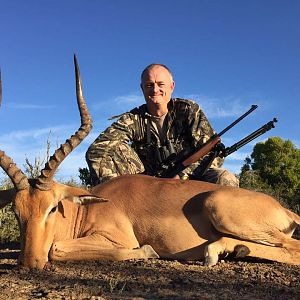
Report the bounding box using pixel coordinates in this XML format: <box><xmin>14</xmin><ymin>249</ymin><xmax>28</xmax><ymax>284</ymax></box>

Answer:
<box><xmin>239</xmin><ymin>137</ymin><xmax>300</xmax><ymax>214</ymax></box>
<box><xmin>0</xmin><ymin>178</ymin><xmax>19</xmax><ymax>243</ymax></box>
<box><xmin>0</xmin><ymin>203</ymin><xmax>19</xmax><ymax>243</ymax></box>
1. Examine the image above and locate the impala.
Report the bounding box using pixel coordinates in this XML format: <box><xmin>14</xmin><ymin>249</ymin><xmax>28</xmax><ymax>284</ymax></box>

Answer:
<box><xmin>0</xmin><ymin>57</ymin><xmax>299</xmax><ymax>270</ymax></box>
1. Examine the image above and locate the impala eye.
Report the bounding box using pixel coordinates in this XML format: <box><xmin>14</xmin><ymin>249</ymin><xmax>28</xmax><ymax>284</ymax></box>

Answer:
<box><xmin>49</xmin><ymin>206</ymin><xmax>58</xmax><ymax>214</ymax></box>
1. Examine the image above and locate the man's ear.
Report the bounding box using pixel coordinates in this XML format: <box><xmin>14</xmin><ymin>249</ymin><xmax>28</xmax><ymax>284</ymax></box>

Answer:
<box><xmin>171</xmin><ymin>80</ymin><xmax>175</xmax><ymax>92</ymax></box>
<box><xmin>140</xmin><ymin>83</ymin><xmax>144</xmax><ymax>92</ymax></box>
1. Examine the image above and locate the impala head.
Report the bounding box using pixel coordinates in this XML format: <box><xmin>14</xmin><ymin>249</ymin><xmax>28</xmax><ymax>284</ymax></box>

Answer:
<box><xmin>0</xmin><ymin>56</ymin><xmax>93</xmax><ymax>269</ymax></box>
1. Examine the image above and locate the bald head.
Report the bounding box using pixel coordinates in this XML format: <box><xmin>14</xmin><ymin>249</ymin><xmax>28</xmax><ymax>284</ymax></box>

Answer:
<box><xmin>141</xmin><ymin>64</ymin><xmax>173</xmax><ymax>82</ymax></box>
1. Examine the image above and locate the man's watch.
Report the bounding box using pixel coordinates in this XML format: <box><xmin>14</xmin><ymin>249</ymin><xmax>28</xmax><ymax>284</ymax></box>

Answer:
<box><xmin>178</xmin><ymin>172</ymin><xmax>189</xmax><ymax>180</ymax></box>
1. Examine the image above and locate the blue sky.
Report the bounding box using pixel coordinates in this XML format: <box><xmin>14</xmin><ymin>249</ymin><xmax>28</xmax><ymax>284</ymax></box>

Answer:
<box><xmin>0</xmin><ymin>0</ymin><xmax>299</xmax><ymax>182</ymax></box>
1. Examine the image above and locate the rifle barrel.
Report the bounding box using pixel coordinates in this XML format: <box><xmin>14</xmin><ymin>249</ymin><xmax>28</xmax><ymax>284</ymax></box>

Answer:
<box><xmin>218</xmin><ymin>105</ymin><xmax>258</xmax><ymax>137</ymax></box>
<box><xmin>224</xmin><ymin>118</ymin><xmax>278</xmax><ymax>157</ymax></box>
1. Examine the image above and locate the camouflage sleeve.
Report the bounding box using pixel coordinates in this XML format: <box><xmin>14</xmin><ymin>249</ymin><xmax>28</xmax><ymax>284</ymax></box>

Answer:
<box><xmin>183</xmin><ymin>102</ymin><xmax>224</xmax><ymax>176</ymax></box>
<box><xmin>86</xmin><ymin>113</ymin><xmax>145</xmax><ymax>185</ymax></box>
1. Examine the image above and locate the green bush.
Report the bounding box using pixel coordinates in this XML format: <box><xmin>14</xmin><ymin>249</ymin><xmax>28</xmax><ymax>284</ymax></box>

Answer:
<box><xmin>0</xmin><ymin>178</ymin><xmax>20</xmax><ymax>243</ymax></box>
<box><xmin>78</xmin><ymin>167</ymin><xmax>92</xmax><ymax>187</ymax></box>
<box><xmin>239</xmin><ymin>137</ymin><xmax>300</xmax><ymax>214</ymax></box>
<box><xmin>0</xmin><ymin>203</ymin><xmax>19</xmax><ymax>243</ymax></box>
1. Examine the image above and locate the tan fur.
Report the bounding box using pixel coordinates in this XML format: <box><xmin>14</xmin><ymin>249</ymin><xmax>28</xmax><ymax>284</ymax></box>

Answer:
<box><xmin>1</xmin><ymin>174</ymin><xmax>299</xmax><ymax>269</ymax></box>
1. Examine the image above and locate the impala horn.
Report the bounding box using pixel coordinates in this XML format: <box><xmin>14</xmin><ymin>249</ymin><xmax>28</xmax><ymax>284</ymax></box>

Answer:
<box><xmin>35</xmin><ymin>55</ymin><xmax>92</xmax><ymax>190</ymax></box>
<box><xmin>0</xmin><ymin>68</ymin><xmax>30</xmax><ymax>190</ymax></box>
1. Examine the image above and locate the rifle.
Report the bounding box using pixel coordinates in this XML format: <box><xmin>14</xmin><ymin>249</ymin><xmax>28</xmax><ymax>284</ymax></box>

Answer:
<box><xmin>155</xmin><ymin>105</ymin><xmax>277</xmax><ymax>179</ymax></box>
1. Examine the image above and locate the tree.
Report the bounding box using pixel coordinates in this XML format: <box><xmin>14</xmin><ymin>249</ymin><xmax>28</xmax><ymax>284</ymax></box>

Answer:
<box><xmin>23</xmin><ymin>131</ymin><xmax>52</xmax><ymax>179</ymax></box>
<box><xmin>78</xmin><ymin>167</ymin><xmax>92</xmax><ymax>187</ymax></box>
<box><xmin>240</xmin><ymin>137</ymin><xmax>300</xmax><ymax>212</ymax></box>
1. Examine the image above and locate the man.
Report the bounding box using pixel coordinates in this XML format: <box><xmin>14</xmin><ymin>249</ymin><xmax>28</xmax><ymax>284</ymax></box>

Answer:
<box><xmin>86</xmin><ymin>64</ymin><xmax>239</xmax><ymax>186</ymax></box>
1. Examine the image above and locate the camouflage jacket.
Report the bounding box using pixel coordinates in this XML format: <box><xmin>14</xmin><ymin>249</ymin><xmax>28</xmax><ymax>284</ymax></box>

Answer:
<box><xmin>86</xmin><ymin>98</ymin><xmax>223</xmax><ymax>184</ymax></box>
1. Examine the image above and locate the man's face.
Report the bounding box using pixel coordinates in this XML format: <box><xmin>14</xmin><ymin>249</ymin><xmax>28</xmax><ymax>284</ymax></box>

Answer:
<box><xmin>141</xmin><ymin>66</ymin><xmax>175</xmax><ymax>108</ymax></box>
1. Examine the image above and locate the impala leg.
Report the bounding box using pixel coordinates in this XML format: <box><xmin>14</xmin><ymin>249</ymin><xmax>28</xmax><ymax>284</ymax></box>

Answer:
<box><xmin>204</xmin><ymin>239</ymin><xmax>254</xmax><ymax>267</ymax></box>
<box><xmin>204</xmin><ymin>237</ymin><xmax>300</xmax><ymax>267</ymax></box>
<box><xmin>204</xmin><ymin>238</ymin><xmax>225</xmax><ymax>266</ymax></box>
<box><xmin>49</xmin><ymin>235</ymin><xmax>159</xmax><ymax>261</ymax></box>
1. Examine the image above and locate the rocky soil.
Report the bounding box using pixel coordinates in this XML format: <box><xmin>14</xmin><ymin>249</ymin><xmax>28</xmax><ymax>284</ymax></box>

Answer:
<box><xmin>0</xmin><ymin>242</ymin><xmax>299</xmax><ymax>300</ymax></box>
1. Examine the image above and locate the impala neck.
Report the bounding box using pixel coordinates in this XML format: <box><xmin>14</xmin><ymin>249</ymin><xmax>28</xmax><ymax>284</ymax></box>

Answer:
<box><xmin>54</xmin><ymin>200</ymin><xmax>87</xmax><ymax>241</ymax></box>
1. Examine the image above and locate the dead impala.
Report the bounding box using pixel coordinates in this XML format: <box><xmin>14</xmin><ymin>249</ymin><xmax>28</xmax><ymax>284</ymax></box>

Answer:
<box><xmin>0</xmin><ymin>57</ymin><xmax>299</xmax><ymax>270</ymax></box>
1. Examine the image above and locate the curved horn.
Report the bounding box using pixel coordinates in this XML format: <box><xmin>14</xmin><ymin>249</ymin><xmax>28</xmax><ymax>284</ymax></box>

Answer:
<box><xmin>0</xmin><ymin>151</ymin><xmax>30</xmax><ymax>191</ymax></box>
<box><xmin>36</xmin><ymin>55</ymin><xmax>92</xmax><ymax>190</ymax></box>
<box><xmin>0</xmin><ymin>70</ymin><xmax>29</xmax><ymax>190</ymax></box>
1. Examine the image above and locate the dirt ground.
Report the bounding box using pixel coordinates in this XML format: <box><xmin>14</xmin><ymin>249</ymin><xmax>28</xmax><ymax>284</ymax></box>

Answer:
<box><xmin>0</xmin><ymin>242</ymin><xmax>299</xmax><ymax>300</ymax></box>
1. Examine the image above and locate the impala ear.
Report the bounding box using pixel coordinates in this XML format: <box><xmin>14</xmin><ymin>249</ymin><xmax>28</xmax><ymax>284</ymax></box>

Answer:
<box><xmin>72</xmin><ymin>195</ymin><xmax>109</xmax><ymax>205</ymax></box>
<box><xmin>58</xmin><ymin>201</ymin><xmax>67</xmax><ymax>219</ymax></box>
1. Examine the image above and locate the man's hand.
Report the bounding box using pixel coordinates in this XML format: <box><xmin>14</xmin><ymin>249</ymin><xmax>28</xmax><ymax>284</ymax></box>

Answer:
<box><xmin>173</xmin><ymin>173</ymin><xmax>189</xmax><ymax>180</ymax></box>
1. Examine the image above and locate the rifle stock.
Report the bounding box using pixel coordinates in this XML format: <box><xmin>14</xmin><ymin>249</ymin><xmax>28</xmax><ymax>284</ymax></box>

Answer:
<box><xmin>181</xmin><ymin>136</ymin><xmax>221</xmax><ymax>166</ymax></box>
<box><xmin>156</xmin><ymin>136</ymin><xmax>221</xmax><ymax>178</ymax></box>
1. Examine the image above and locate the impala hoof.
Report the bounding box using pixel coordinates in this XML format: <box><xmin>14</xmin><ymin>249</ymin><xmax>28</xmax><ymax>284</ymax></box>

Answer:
<box><xmin>204</xmin><ymin>256</ymin><xmax>219</xmax><ymax>267</ymax></box>
<box><xmin>204</xmin><ymin>245</ymin><xmax>219</xmax><ymax>267</ymax></box>
<box><xmin>142</xmin><ymin>245</ymin><xmax>160</xmax><ymax>259</ymax></box>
